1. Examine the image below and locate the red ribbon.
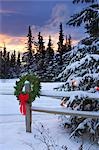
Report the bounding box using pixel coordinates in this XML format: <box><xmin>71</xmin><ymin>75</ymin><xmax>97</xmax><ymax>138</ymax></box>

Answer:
<box><xmin>95</xmin><ymin>86</ymin><xmax>99</xmax><ymax>91</ymax></box>
<box><xmin>18</xmin><ymin>93</ymin><xmax>29</xmax><ymax>115</ymax></box>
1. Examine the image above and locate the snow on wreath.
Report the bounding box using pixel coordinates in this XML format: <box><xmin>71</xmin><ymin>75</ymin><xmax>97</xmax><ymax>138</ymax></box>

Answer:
<box><xmin>14</xmin><ymin>74</ymin><xmax>41</xmax><ymax>103</ymax></box>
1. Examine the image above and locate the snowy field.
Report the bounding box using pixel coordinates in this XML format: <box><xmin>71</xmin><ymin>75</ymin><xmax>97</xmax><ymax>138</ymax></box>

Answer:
<box><xmin>0</xmin><ymin>79</ymin><xmax>98</xmax><ymax>150</ymax></box>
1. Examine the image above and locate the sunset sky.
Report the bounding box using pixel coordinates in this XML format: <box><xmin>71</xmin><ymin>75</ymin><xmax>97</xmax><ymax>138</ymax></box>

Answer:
<box><xmin>0</xmin><ymin>0</ymin><xmax>87</xmax><ymax>53</ymax></box>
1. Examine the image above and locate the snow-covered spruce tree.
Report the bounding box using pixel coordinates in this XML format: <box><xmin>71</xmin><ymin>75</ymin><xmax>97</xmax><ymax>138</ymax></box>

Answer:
<box><xmin>35</xmin><ymin>32</ymin><xmax>46</xmax><ymax>81</ymax></box>
<box><xmin>55</xmin><ymin>0</ymin><xmax>99</xmax><ymax>141</ymax></box>
<box><xmin>56</xmin><ymin>41</ymin><xmax>99</xmax><ymax>141</ymax></box>
<box><xmin>27</xmin><ymin>26</ymin><xmax>34</xmax><ymax>70</ymax></box>
<box><xmin>57</xmin><ymin>22</ymin><xmax>64</xmax><ymax>65</ymax></box>
<box><xmin>45</xmin><ymin>36</ymin><xmax>54</xmax><ymax>62</ymax></box>
<box><xmin>49</xmin><ymin>24</ymin><xmax>73</xmax><ymax>81</ymax></box>
<box><xmin>22</xmin><ymin>26</ymin><xmax>37</xmax><ymax>75</ymax></box>
<box><xmin>44</xmin><ymin>36</ymin><xmax>55</xmax><ymax>81</ymax></box>
<box><xmin>16</xmin><ymin>52</ymin><xmax>21</xmax><ymax>78</ymax></box>
<box><xmin>67</xmin><ymin>0</ymin><xmax>99</xmax><ymax>38</ymax></box>
<box><xmin>0</xmin><ymin>45</ymin><xmax>11</xmax><ymax>79</ymax></box>
<box><xmin>10</xmin><ymin>50</ymin><xmax>18</xmax><ymax>78</ymax></box>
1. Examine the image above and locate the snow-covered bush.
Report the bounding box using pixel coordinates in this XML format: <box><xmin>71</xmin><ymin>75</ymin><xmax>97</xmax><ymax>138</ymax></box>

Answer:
<box><xmin>34</xmin><ymin>123</ymin><xmax>68</xmax><ymax>150</ymax></box>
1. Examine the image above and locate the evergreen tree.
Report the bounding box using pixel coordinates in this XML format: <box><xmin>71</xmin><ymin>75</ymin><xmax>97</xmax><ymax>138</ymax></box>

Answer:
<box><xmin>16</xmin><ymin>52</ymin><xmax>21</xmax><ymax>77</ymax></box>
<box><xmin>0</xmin><ymin>45</ymin><xmax>10</xmax><ymax>79</ymax></box>
<box><xmin>0</xmin><ymin>51</ymin><xmax>4</xmax><ymax>78</ymax></box>
<box><xmin>10</xmin><ymin>53</ymin><xmax>13</xmax><ymax>67</ymax></box>
<box><xmin>6</xmin><ymin>52</ymin><xmax>10</xmax><ymax>78</ymax></box>
<box><xmin>35</xmin><ymin>32</ymin><xmax>46</xmax><ymax>80</ymax></box>
<box><xmin>40</xmin><ymin>36</ymin><xmax>45</xmax><ymax>58</ymax></box>
<box><xmin>17</xmin><ymin>52</ymin><xmax>21</xmax><ymax>66</ymax></box>
<box><xmin>13</xmin><ymin>50</ymin><xmax>16</xmax><ymax>66</ymax></box>
<box><xmin>27</xmin><ymin>26</ymin><xmax>33</xmax><ymax>70</ymax></box>
<box><xmin>57</xmin><ymin>23</ymin><xmax>64</xmax><ymax>65</ymax></box>
<box><xmin>56</xmin><ymin>42</ymin><xmax>99</xmax><ymax>140</ymax></box>
<box><xmin>46</xmin><ymin>36</ymin><xmax>54</xmax><ymax>61</ymax></box>
<box><xmin>10</xmin><ymin>50</ymin><xmax>16</xmax><ymax>67</ymax></box>
<box><xmin>68</xmin><ymin>34</ymin><xmax>72</xmax><ymax>51</ymax></box>
<box><xmin>37</xmin><ymin>32</ymin><xmax>41</xmax><ymax>54</ymax></box>
<box><xmin>0</xmin><ymin>51</ymin><xmax>2</xmax><ymax>75</ymax></box>
<box><xmin>56</xmin><ymin>0</ymin><xmax>99</xmax><ymax>140</ymax></box>
<box><xmin>3</xmin><ymin>44</ymin><xmax>6</xmax><ymax>58</ymax></box>
<box><xmin>2</xmin><ymin>45</ymin><xmax>7</xmax><ymax>78</ymax></box>
<box><xmin>64</xmin><ymin>34</ymin><xmax>72</xmax><ymax>52</ymax></box>
<box><xmin>67</xmin><ymin>0</ymin><xmax>99</xmax><ymax>38</ymax></box>
<box><xmin>58</xmin><ymin>23</ymin><xmax>64</xmax><ymax>52</ymax></box>
<box><xmin>6</xmin><ymin>52</ymin><xmax>10</xmax><ymax>63</ymax></box>
<box><xmin>0</xmin><ymin>57</ymin><xmax>5</xmax><ymax>78</ymax></box>
<box><xmin>0</xmin><ymin>51</ymin><xmax>2</xmax><ymax>58</ymax></box>
<box><xmin>44</xmin><ymin>36</ymin><xmax>55</xmax><ymax>81</ymax></box>
<box><xmin>10</xmin><ymin>50</ymin><xmax>17</xmax><ymax>78</ymax></box>
<box><xmin>22</xmin><ymin>25</ymin><xmax>35</xmax><ymax>73</ymax></box>
<box><xmin>65</xmin><ymin>35</ymin><xmax>68</xmax><ymax>47</ymax></box>
<box><xmin>37</xmin><ymin>32</ymin><xmax>45</xmax><ymax>57</ymax></box>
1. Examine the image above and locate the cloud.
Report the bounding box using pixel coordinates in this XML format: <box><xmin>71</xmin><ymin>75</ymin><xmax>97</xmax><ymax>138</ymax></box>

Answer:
<box><xmin>46</xmin><ymin>4</ymin><xmax>69</xmax><ymax>28</ymax></box>
<box><xmin>32</xmin><ymin>4</ymin><xmax>68</xmax><ymax>32</ymax></box>
<box><xmin>0</xmin><ymin>9</ymin><xmax>20</xmax><ymax>14</ymax></box>
<box><xmin>0</xmin><ymin>34</ymin><xmax>26</xmax><ymax>52</ymax></box>
<box><xmin>31</xmin><ymin>4</ymin><xmax>81</xmax><ymax>50</ymax></box>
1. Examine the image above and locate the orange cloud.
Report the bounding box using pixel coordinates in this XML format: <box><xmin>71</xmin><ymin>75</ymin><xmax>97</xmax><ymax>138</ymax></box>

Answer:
<box><xmin>0</xmin><ymin>34</ymin><xmax>26</xmax><ymax>53</ymax></box>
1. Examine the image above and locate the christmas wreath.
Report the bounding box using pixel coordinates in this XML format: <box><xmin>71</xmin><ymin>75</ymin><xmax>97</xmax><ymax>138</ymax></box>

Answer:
<box><xmin>14</xmin><ymin>74</ymin><xmax>41</xmax><ymax>103</ymax></box>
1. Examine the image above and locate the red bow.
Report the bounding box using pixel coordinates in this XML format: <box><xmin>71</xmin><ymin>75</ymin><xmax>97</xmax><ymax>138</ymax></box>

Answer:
<box><xmin>95</xmin><ymin>87</ymin><xmax>99</xmax><ymax>91</ymax></box>
<box><xmin>18</xmin><ymin>93</ymin><xmax>29</xmax><ymax>115</ymax></box>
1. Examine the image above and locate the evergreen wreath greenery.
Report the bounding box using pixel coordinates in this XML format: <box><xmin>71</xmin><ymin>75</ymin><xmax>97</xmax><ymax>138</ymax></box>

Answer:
<box><xmin>14</xmin><ymin>74</ymin><xmax>41</xmax><ymax>103</ymax></box>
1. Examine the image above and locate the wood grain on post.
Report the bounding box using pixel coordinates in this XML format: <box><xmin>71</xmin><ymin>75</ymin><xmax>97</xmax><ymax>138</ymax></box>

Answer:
<box><xmin>25</xmin><ymin>81</ymin><xmax>32</xmax><ymax>133</ymax></box>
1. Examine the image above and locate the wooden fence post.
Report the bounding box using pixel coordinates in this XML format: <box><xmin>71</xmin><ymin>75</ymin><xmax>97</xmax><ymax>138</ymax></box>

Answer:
<box><xmin>25</xmin><ymin>81</ymin><xmax>32</xmax><ymax>133</ymax></box>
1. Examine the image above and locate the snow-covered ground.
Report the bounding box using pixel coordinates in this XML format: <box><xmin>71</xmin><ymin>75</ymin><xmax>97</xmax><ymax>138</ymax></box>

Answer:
<box><xmin>0</xmin><ymin>79</ymin><xmax>98</xmax><ymax>150</ymax></box>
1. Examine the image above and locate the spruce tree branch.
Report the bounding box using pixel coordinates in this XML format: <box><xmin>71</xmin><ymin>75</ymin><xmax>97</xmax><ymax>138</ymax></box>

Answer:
<box><xmin>67</xmin><ymin>4</ymin><xmax>99</xmax><ymax>27</ymax></box>
<box><xmin>73</xmin><ymin>0</ymin><xmax>97</xmax><ymax>4</ymax></box>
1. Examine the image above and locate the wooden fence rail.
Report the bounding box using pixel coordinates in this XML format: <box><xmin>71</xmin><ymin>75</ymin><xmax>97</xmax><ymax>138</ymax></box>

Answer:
<box><xmin>31</xmin><ymin>106</ymin><xmax>99</xmax><ymax>119</ymax></box>
<box><xmin>26</xmin><ymin>106</ymin><xmax>99</xmax><ymax>132</ymax></box>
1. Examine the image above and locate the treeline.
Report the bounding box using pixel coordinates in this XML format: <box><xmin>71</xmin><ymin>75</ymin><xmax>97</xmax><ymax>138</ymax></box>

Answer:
<box><xmin>0</xmin><ymin>46</ymin><xmax>21</xmax><ymax>78</ymax></box>
<box><xmin>0</xmin><ymin>23</ymin><xmax>72</xmax><ymax>80</ymax></box>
